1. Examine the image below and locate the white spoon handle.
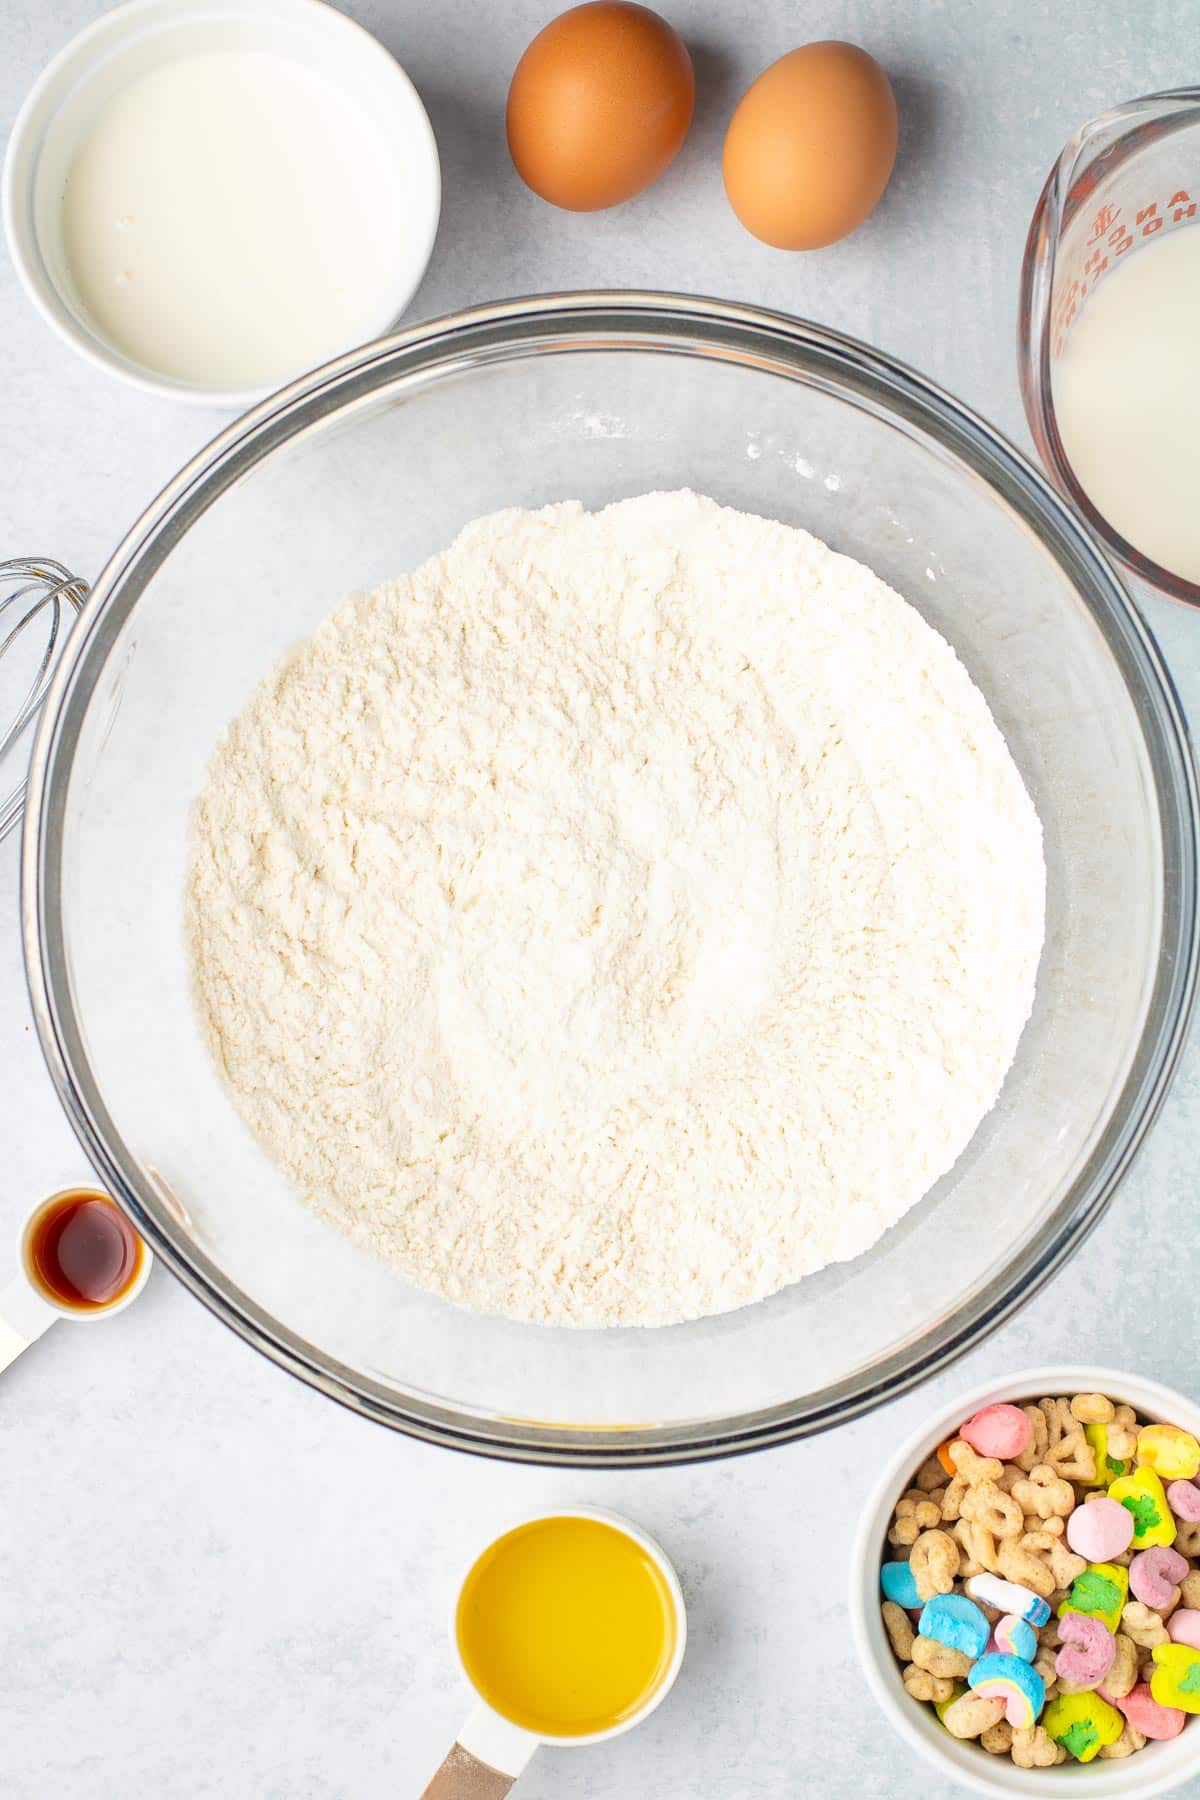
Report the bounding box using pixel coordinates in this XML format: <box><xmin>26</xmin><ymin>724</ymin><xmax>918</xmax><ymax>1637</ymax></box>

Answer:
<box><xmin>0</xmin><ymin>1275</ymin><xmax>57</xmax><ymax>1372</ymax></box>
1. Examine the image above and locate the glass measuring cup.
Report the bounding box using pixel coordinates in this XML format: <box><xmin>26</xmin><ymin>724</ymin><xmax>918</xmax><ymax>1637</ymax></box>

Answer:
<box><xmin>1018</xmin><ymin>87</ymin><xmax>1200</xmax><ymax>606</ymax></box>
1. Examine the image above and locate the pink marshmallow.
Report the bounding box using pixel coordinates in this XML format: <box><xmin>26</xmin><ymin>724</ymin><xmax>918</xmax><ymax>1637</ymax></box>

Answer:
<box><xmin>1117</xmin><ymin>1682</ymin><xmax>1187</xmax><ymax>1741</ymax></box>
<box><xmin>1168</xmin><ymin>1609</ymin><xmax>1200</xmax><ymax>1651</ymax></box>
<box><xmin>960</xmin><ymin>1403</ymin><xmax>1033</xmax><ymax>1462</ymax></box>
<box><xmin>1055</xmin><ymin>1612</ymin><xmax>1116</xmax><ymax>1692</ymax></box>
<box><xmin>1066</xmin><ymin>1495</ymin><xmax>1134</xmax><ymax>1563</ymax></box>
<box><xmin>1130</xmin><ymin>1546</ymin><xmax>1189</xmax><ymax>1610</ymax></box>
<box><xmin>1167</xmin><ymin>1478</ymin><xmax>1200</xmax><ymax>1523</ymax></box>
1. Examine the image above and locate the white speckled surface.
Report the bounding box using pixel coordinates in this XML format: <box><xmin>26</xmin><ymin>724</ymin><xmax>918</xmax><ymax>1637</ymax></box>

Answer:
<box><xmin>2</xmin><ymin>3</ymin><xmax>1199</xmax><ymax>1795</ymax></box>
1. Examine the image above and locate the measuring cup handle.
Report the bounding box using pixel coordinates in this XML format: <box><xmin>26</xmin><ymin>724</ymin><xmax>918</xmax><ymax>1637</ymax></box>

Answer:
<box><xmin>0</xmin><ymin>1274</ymin><xmax>58</xmax><ymax>1372</ymax></box>
<box><xmin>419</xmin><ymin>1707</ymin><xmax>537</xmax><ymax>1798</ymax></box>
<box><xmin>419</xmin><ymin>1744</ymin><xmax>516</xmax><ymax>1799</ymax></box>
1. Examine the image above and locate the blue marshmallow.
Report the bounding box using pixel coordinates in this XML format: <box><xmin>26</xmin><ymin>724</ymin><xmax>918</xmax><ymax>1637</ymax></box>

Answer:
<box><xmin>919</xmin><ymin>1593</ymin><xmax>991</xmax><ymax>1660</ymax></box>
<box><xmin>967</xmin><ymin>1652</ymin><xmax>1047</xmax><ymax>1728</ymax></box>
<box><xmin>880</xmin><ymin>1561</ymin><xmax>921</xmax><ymax>1609</ymax></box>
<box><xmin>994</xmin><ymin>1614</ymin><xmax>1038</xmax><ymax>1663</ymax></box>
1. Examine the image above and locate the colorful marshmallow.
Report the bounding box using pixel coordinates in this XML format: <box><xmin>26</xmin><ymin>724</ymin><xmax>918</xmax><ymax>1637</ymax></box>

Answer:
<box><xmin>1117</xmin><ymin>1682</ymin><xmax>1187</xmax><ymax>1740</ymax></box>
<box><xmin>1168</xmin><ymin>1478</ymin><xmax>1200</xmax><ymax>1523</ymax></box>
<box><xmin>1137</xmin><ymin>1423</ymin><xmax>1200</xmax><ymax>1482</ymax></box>
<box><xmin>965</xmin><ymin>1572</ymin><xmax>1051</xmax><ymax>1628</ymax></box>
<box><xmin>967</xmin><ymin>1652</ymin><xmax>1045</xmax><ymax>1728</ymax></box>
<box><xmin>1058</xmin><ymin>1561</ymin><xmax>1129</xmax><ymax>1637</ymax></box>
<box><xmin>1129</xmin><ymin>1545</ymin><xmax>1190</xmax><ymax>1610</ymax></box>
<box><xmin>1066</xmin><ymin>1495</ymin><xmax>1133</xmax><ymax>1563</ymax></box>
<box><xmin>1042</xmin><ymin>1690</ymin><xmax>1124</xmax><ymax>1762</ymax></box>
<box><xmin>935</xmin><ymin>1437</ymin><xmax>958</xmax><ymax>1478</ymax></box>
<box><xmin>1168</xmin><ymin>1609</ymin><xmax>1200</xmax><ymax>1651</ymax></box>
<box><xmin>1151</xmin><ymin>1643</ymin><xmax>1200</xmax><ymax>1714</ymax></box>
<box><xmin>882</xmin><ymin>1396</ymin><xmax>1200</xmax><ymax>1773</ymax></box>
<box><xmin>880</xmin><ymin>1561</ymin><xmax>921</xmax><ymax>1609</ymax></box>
<box><xmin>1108</xmin><ymin>1466</ymin><xmax>1176</xmax><ymax>1549</ymax></box>
<box><xmin>959</xmin><ymin>1403</ymin><xmax>1033</xmax><ymax>1462</ymax></box>
<box><xmin>919</xmin><ymin>1594</ymin><xmax>990</xmax><ymax>1661</ymax></box>
<box><xmin>993</xmin><ymin>1614</ymin><xmax>1037</xmax><ymax>1663</ymax></box>
<box><xmin>1055</xmin><ymin>1613</ymin><xmax>1116</xmax><ymax>1692</ymax></box>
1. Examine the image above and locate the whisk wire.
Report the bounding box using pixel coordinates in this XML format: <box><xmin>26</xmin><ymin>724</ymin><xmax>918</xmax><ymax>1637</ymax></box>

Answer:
<box><xmin>0</xmin><ymin>559</ymin><xmax>89</xmax><ymax>844</ymax></box>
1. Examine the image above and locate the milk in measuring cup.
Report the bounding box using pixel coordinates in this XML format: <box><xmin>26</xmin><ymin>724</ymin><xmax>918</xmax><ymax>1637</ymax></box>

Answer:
<box><xmin>1052</xmin><ymin>225</ymin><xmax>1200</xmax><ymax>584</ymax></box>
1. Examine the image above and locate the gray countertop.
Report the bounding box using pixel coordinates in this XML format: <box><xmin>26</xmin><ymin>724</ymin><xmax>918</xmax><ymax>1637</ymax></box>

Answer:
<box><xmin>3</xmin><ymin>2</ymin><xmax>1199</xmax><ymax>1795</ymax></box>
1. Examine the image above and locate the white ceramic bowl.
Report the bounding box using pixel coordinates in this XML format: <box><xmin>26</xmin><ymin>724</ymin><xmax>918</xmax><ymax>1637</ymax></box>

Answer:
<box><xmin>2</xmin><ymin>0</ymin><xmax>440</xmax><ymax>406</ymax></box>
<box><xmin>449</xmin><ymin>1507</ymin><xmax>687</xmax><ymax>1767</ymax></box>
<box><xmin>850</xmin><ymin>1367</ymin><xmax>1200</xmax><ymax>1800</ymax></box>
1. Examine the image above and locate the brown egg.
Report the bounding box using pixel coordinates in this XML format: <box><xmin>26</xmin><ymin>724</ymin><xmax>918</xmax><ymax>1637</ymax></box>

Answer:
<box><xmin>507</xmin><ymin>2</ymin><xmax>694</xmax><ymax>212</ymax></box>
<box><xmin>723</xmin><ymin>41</ymin><xmax>898</xmax><ymax>250</ymax></box>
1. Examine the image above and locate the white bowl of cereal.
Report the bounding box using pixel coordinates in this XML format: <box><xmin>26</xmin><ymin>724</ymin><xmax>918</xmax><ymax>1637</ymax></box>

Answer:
<box><xmin>850</xmin><ymin>1368</ymin><xmax>1200</xmax><ymax>1798</ymax></box>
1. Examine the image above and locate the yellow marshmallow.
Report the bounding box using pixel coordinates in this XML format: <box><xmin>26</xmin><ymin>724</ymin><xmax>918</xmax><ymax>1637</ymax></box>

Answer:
<box><xmin>1136</xmin><ymin>1424</ymin><xmax>1200</xmax><ymax>1482</ymax></box>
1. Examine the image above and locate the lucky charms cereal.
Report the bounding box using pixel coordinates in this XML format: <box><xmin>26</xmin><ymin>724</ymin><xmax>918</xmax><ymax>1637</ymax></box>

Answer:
<box><xmin>878</xmin><ymin>1391</ymin><xmax>1200</xmax><ymax>1770</ymax></box>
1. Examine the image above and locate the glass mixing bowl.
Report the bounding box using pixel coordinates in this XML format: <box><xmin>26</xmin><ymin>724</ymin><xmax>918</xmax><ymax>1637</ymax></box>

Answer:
<box><xmin>21</xmin><ymin>294</ymin><xmax>1198</xmax><ymax>1465</ymax></box>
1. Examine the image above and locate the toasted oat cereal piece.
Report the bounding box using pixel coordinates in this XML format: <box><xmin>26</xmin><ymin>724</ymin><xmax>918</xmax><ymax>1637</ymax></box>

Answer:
<box><xmin>997</xmin><ymin>1536</ymin><xmax>1056</xmax><ymax>1599</ymax></box>
<box><xmin>1010</xmin><ymin>1725</ymin><xmax>1066</xmax><ymax>1768</ymax></box>
<box><xmin>942</xmin><ymin>1692</ymin><xmax>1005</xmax><ymax>1739</ymax></box>
<box><xmin>939</xmin><ymin>1474</ymin><xmax>968</xmax><ymax>1523</ymax></box>
<box><xmin>1012</xmin><ymin>1465</ymin><xmax>1075</xmax><ymax>1520</ymax></box>
<box><xmin>1122</xmin><ymin>1601</ymin><xmax>1170</xmax><ymax>1649</ymax></box>
<box><xmin>1071</xmin><ymin>1392</ymin><xmax>1115</xmax><ymax>1425</ymax></box>
<box><xmin>1098</xmin><ymin>1724</ymin><xmax>1146</xmax><ymax>1759</ymax></box>
<box><xmin>909</xmin><ymin>1529</ymin><xmax>960</xmax><ymax>1601</ymax></box>
<box><xmin>1104</xmin><ymin>1632</ymin><xmax>1139</xmax><ymax>1700</ymax></box>
<box><xmin>902</xmin><ymin>1662</ymin><xmax>954</xmax><ymax>1703</ymax></box>
<box><xmin>981</xmin><ymin>1719</ymin><xmax>1013</xmax><ymax>1754</ymax></box>
<box><xmin>960</xmin><ymin>1480</ymin><xmax>1023</xmax><ymax>1540</ymax></box>
<box><xmin>887</xmin><ymin>1492</ymin><xmax>941</xmax><ymax>1547</ymax></box>
<box><xmin>1014</xmin><ymin>1405</ymin><xmax>1049</xmax><ymax>1473</ymax></box>
<box><xmin>881</xmin><ymin>1600</ymin><xmax>915</xmax><ymax>1662</ymax></box>
<box><xmin>952</xmin><ymin>1517</ymin><xmax>1001</xmax><ymax>1577</ymax></box>
<box><xmin>911</xmin><ymin>1634</ymin><xmax>973</xmax><ymax>1680</ymax></box>
<box><xmin>1046</xmin><ymin>1428</ymin><xmax>1096</xmax><ymax>1484</ymax></box>
<box><xmin>914</xmin><ymin>1453</ymin><xmax>946</xmax><ymax>1493</ymax></box>
<box><xmin>947</xmin><ymin>1439</ymin><xmax>1004</xmax><ymax>1487</ymax></box>
<box><xmin>1174</xmin><ymin>1519</ymin><xmax>1200</xmax><ymax>1558</ymax></box>
<box><xmin>1039</xmin><ymin>1398</ymin><xmax>1074</xmax><ymax>1448</ymax></box>
<box><xmin>1107</xmin><ymin>1424</ymin><xmax>1137</xmax><ymax>1460</ymax></box>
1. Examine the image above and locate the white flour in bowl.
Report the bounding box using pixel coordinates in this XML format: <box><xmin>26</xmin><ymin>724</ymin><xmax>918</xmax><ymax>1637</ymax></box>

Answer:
<box><xmin>186</xmin><ymin>491</ymin><xmax>1044</xmax><ymax>1327</ymax></box>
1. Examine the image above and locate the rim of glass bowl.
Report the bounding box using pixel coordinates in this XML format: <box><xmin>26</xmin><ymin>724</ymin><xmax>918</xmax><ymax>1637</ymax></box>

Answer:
<box><xmin>1017</xmin><ymin>87</ymin><xmax>1200</xmax><ymax>608</ymax></box>
<box><xmin>21</xmin><ymin>292</ymin><xmax>1200</xmax><ymax>1466</ymax></box>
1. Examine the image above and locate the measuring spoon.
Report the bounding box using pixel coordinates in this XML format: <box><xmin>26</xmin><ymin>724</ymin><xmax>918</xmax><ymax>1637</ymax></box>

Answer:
<box><xmin>0</xmin><ymin>1186</ymin><xmax>151</xmax><ymax>1371</ymax></box>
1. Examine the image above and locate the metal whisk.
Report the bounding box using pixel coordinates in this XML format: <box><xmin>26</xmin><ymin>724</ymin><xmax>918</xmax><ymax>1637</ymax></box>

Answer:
<box><xmin>0</xmin><ymin>560</ymin><xmax>89</xmax><ymax>844</ymax></box>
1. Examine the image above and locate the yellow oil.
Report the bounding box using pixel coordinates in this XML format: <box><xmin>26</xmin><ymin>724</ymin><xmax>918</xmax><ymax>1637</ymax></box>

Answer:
<box><xmin>455</xmin><ymin>1515</ymin><xmax>678</xmax><ymax>1738</ymax></box>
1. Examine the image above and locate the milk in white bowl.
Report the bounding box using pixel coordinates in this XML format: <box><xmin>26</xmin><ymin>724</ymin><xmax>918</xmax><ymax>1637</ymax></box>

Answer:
<box><xmin>3</xmin><ymin>0</ymin><xmax>441</xmax><ymax>404</ymax></box>
<box><xmin>61</xmin><ymin>50</ymin><xmax>411</xmax><ymax>391</ymax></box>
<box><xmin>1053</xmin><ymin>226</ymin><xmax>1200</xmax><ymax>584</ymax></box>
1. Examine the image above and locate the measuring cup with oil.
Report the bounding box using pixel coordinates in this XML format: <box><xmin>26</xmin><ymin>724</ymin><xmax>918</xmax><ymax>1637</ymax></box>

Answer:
<box><xmin>0</xmin><ymin>1187</ymin><xmax>151</xmax><ymax>1371</ymax></box>
<box><xmin>421</xmin><ymin>1508</ymin><xmax>686</xmax><ymax>1796</ymax></box>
